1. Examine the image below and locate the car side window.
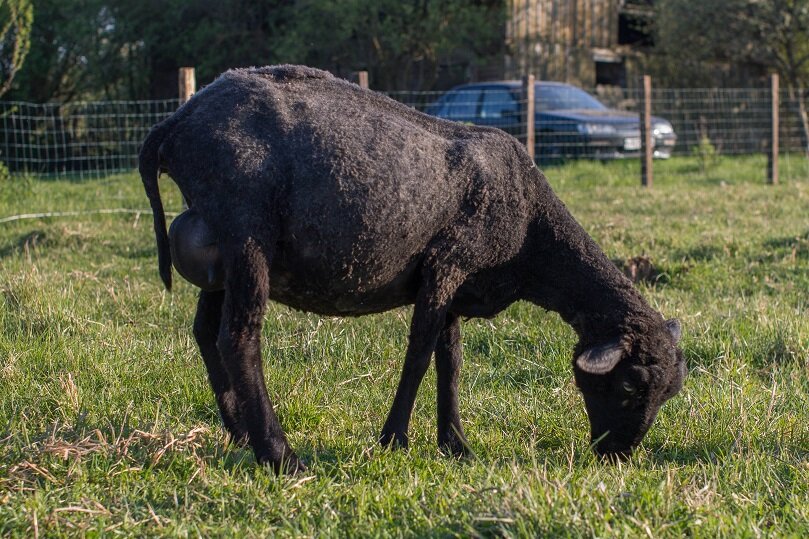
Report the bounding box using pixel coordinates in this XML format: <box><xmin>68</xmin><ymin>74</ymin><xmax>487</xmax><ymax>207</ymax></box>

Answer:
<box><xmin>444</xmin><ymin>89</ymin><xmax>481</xmax><ymax>119</ymax></box>
<box><xmin>480</xmin><ymin>88</ymin><xmax>519</xmax><ymax>119</ymax></box>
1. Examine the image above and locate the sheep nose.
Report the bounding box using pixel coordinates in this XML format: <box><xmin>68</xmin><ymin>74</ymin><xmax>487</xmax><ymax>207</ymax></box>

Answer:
<box><xmin>594</xmin><ymin>441</ymin><xmax>633</xmax><ymax>463</ymax></box>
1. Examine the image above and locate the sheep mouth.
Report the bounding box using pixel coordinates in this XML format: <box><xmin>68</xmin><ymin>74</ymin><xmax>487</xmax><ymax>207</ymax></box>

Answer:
<box><xmin>594</xmin><ymin>444</ymin><xmax>633</xmax><ymax>463</ymax></box>
<box><xmin>590</xmin><ymin>430</ymin><xmax>639</xmax><ymax>462</ymax></box>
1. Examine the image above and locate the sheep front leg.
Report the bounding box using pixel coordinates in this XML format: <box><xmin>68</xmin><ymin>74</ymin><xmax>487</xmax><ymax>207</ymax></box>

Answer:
<box><xmin>379</xmin><ymin>270</ymin><xmax>461</xmax><ymax>449</ymax></box>
<box><xmin>217</xmin><ymin>238</ymin><xmax>305</xmax><ymax>474</ymax></box>
<box><xmin>193</xmin><ymin>289</ymin><xmax>248</xmax><ymax>445</ymax></box>
<box><xmin>435</xmin><ymin>313</ymin><xmax>472</xmax><ymax>457</ymax></box>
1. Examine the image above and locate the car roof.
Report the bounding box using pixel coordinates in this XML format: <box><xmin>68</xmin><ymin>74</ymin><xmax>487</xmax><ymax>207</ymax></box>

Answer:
<box><xmin>449</xmin><ymin>81</ymin><xmax>574</xmax><ymax>90</ymax></box>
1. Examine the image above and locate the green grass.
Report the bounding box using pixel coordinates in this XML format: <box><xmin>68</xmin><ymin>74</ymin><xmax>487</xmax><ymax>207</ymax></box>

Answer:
<box><xmin>0</xmin><ymin>156</ymin><xmax>807</xmax><ymax>537</ymax></box>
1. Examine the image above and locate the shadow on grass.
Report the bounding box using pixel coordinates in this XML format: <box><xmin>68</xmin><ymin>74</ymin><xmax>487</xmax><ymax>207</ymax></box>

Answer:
<box><xmin>0</xmin><ymin>230</ymin><xmax>46</xmax><ymax>259</ymax></box>
<box><xmin>610</xmin><ymin>256</ymin><xmax>692</xmax><ymax>287</ymax></box>
<box><xmin>670</xmin><ymin>243</ymin><xmax>728</xmax><ymax>262</ymax></box>
<box><xmin>761</xmin><ymin>231</ymin><xmax>809</xmax><ymax>260</ymax></box>
<box><xmin>750</xmin><ymin>332</ymin><xmax>807</xmax><ymax>371</ymax></box>
<box><xmin>0</xmin><ymin>226</ymin><xmax>99</xmax><ymax>260</ymax></box>
<box><xmin>646</xmin><ymin>439</ymin><xmax>809</xmax><ymax>468</ymax></box>
<box><xmin>646</xmin><ymin>441</ymin><xmax>729</xmax><ymax>466</ymax></box>
<box><xmin>116</xmin><ymin>245</ymin><xmax>160</xmax><ymax>260</ymax></box>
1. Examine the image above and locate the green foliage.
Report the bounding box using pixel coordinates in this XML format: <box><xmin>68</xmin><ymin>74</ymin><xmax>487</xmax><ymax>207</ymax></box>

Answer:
<box><xmin>653</xmin><ymin>0</ymin><xmax>809</xmax><ymax>151</ymax></box>
<box><xmin>0</xmin><ymin>0</ymin><xmax>33</xmax><ymax>97</ymax></box>
<box><xmin>743</xmin><ymin>0</ymin><xmax>809</xmax><ymax>84</ymax></box>
<box><xmin>0</xmin><ymin>161</ymin><xmax>807</xmax><ymax>535</ymax></box>
<box><xmin>8</xmin><ymin>0</ymin><xmax>505</xmax><ymax>101</ymax></box>
<box><xmin>103</xmin><ymin>0</ymin><xmax>296</xmax><ymax>100</ymax></box>
<box><xmin>652</xmin><ymin>0</ymin><xmax>743</xmax><ymax>85</ymax></box>
<box><xmin>691</xmin><ymin>135</ymin><xmax>718</xmax><ymax>175</ymax></box>
<box><xmin>653</xmin><ymin>0</ymin><xmax>809</xmax><ymax>87</ymax></box>
<box><xmin>275</xmin><ymin>0</ymin><xmax>504</xmax><ymax>91</ymax></box>
<box><xmin>6</xmin><ymin>0</ymin><xmax>117</xmax><ymax>102</ymax></box>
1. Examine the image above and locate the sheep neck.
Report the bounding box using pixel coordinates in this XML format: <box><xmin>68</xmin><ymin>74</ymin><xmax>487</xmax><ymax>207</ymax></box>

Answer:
<box><xmin>523</xmin><ymin>184</ymin><xmax>657</xmax><ymax>344</ymax></box>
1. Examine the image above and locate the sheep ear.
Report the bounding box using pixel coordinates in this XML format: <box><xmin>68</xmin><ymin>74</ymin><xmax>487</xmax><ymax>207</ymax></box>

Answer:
<box><xmin>575</xmin><ymin>341</ymin><xmax>625</xmax><ymax>375</ymax></box>
<box><xmin>665</xmin><ymin>318</ymin><xmax>682</xmax><ymax>344</ymax></box>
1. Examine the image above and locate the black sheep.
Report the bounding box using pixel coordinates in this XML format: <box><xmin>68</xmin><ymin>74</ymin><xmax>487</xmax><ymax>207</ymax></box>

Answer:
<box><xmin>139</xmin><ymin>65</ymin><xmax>686</xmax><ymax>473</ymax></box>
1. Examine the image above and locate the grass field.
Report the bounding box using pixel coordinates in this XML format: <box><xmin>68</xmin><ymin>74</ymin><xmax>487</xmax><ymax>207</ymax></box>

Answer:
<box><xmin>0</xmin><ymin>156</ymin><xmax>807</xmax><ymax>537</ymax></box>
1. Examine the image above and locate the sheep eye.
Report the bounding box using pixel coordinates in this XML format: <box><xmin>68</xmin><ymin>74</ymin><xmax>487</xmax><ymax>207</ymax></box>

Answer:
<box><xmin>621</xmin><ymin>381</ymin><xmax>636</xmax><ymax>394</ymax></box>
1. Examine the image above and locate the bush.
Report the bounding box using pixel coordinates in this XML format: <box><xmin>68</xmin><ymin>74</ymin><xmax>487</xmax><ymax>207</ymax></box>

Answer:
<box><xmin>692</xmin><ymin>134</ymin><xmax>718</xmax><ymax>174</ymax></box>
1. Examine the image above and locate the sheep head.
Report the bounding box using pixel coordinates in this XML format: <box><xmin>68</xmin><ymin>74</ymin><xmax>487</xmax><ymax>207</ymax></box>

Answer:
<box><xmin>573</xmin><ymin>318</ymin><xmax>685</xmax><ymax>460</ymax></box>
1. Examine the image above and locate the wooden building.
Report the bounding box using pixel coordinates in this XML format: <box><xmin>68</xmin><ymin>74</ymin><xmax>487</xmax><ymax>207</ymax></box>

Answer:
<box><xmin>505</xmin><ymin>0</ymin><xmax>653</xmax><ymax>88</ymax></box>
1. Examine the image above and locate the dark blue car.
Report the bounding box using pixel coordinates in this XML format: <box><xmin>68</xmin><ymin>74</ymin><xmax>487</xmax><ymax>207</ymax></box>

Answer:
<box><xmin>424</xmin><ymin>81</ymin><xmax>677</xmax><ymax>160</ymax></box>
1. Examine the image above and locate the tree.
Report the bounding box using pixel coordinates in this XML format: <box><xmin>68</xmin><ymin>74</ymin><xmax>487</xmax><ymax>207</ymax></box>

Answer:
<box><xmin>654</xmin><ymin>0</ymin><xmax>809</xmax><ymax>153</ymax></box>
<box><xmin>109</xmin><ymin>0</ymin><xmax>297</xmax><ymax>99</ymax></box>
<box><xmin>7</xmin><ymin>0</ymin><xmax>118</xmax><ymax>102</ymax></box>
<box><xmin>276</xmin><ymin>0</ymin><xmax>504</xmax><ymax>91</ymax></box>
<box><xmin>651</xmin><ymin>0</ymin><xmax>752</xmax><ymax>86</ymax></box>
<box><xmin>8</xmin><ymin>0</ymin><xmax>505</xmax><ymax>101</ymax></box>
<box><xmin>0</xmin><ymin>0</ymin><xmax>33</xmax><ymax>97</ymax></box>
<box><xmin>741</xmin><ymin>0</ymin><xmax>809</xmax><ymax>154</ymax></box>
<box><xmin>8</xmin><ymin>0</ymin><xmax>300</xmax><ymax>101</ymax></box>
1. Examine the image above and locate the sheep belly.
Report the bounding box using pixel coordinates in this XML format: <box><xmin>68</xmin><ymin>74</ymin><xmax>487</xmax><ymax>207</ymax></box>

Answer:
<box><xmin>168</xmin><ymin>210</ymin><xmax>424</xmax><ymax>314</ymax></box>
<box><xmin>267</xmin><ymin>225</ymin><xmax>425</xmax><ymax>316</ymax></box>
<box><xmin>268</xmin><ymin>255</ymin><xmax>421</xmax><ymax>316</ymax></box>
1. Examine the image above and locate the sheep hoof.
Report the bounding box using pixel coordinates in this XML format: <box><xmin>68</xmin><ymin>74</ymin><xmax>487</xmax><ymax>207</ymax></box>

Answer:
<box><xmin>282</xmin><ymin>456</ymin><xmax>308</xmax><ymax>475</ymax></box>
<box><xmin>378</xmin><ymin>430</ymin><xmax>408</xmax><ymax>450</ymax></box>
<box><xmin>439</xmin><ymin>434</ymin><xmax>474</xmax><ymax>459</ymax></box>
<box><xmin>225</xmin><ymin>431</ymin><xmax>250</xmax><ymax>448</ymax></box>
<box><xmin>260</xmin><ymin>454</ymin><xmax>307</xmax><ymax>475</ymax></box>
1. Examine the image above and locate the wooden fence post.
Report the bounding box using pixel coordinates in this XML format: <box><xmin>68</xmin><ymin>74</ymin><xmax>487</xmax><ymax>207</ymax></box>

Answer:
<box><xmin>177</xmin><ymin>67</ymin><xmax>195</xmax><ymax>208</ymax></box>
<box><xmin>768</xmin><ymin>73</ymin><xmax>779</xmax><ymax>185</ymax></box>
<box><xmin>640</xmin><ymin>74</ymin><xmax>653</xmax><ymax>187</ymax></box>
<box><xmin>357</xmin><ymin>71</ymin><xmax>369</xmax><ymax>90</ymax></box>
<box><xmin>178</xmin><ymin>67</ymin><xmax>196</xmax><ymax>104</ymax></box>
<box><xmin>523</xmin><ymin>74</ymin><xmax>535</xmax><ymax>161</ymax></box>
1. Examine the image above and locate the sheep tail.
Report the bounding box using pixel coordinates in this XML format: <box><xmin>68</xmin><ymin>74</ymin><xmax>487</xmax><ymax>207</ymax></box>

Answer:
<box><xmin>138</xmin><ymin>121</ymin><xmax>174</xmax><ymax>291</ymax></box>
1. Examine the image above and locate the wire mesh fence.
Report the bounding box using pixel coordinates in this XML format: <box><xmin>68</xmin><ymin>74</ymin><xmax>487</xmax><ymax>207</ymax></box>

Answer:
<box><xmin>387</xmin><ymin>85</ymin><xmax>807</xmax><ymax>161</ymax></box>
<box><xmin>599</xmin><ymin>87</ymin><xmax>808</xmax><ymax>157</ymax></box>
<box><xmin>1</xmin><ymin>83</ymin><xmax>807</xmax><ymax>180</ymax></box>
<box><xmin>1</xmin><ymin>99</ymin><xmax>180</xmax><ymax>178</ymax></box>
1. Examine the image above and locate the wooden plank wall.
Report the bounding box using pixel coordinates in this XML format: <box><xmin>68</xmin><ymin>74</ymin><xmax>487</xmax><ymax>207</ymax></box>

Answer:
<box><xmin>506</xmin><ymin>0</ymin><xmax>619</xmax><ymax>84</ymax></box>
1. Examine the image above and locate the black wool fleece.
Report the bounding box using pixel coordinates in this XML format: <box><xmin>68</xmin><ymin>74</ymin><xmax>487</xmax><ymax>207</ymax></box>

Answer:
<box><xmin>139</xmin><ymin>65</ymin><xmax>686</xmax><ymax>473</ymax></box>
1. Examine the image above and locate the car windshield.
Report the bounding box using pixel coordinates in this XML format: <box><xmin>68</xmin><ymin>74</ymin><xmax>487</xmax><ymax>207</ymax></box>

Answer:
<box><xmin>536</xmin><ymin>85</ymin><xmax>606</xmax><ymax>111</ymax></box>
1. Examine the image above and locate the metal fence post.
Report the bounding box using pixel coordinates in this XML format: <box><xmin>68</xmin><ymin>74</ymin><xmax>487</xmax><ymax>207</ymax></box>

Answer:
<box><xmin>768</xmin><ymin>73</ymin><xmax>779</xmax><ymax>185</ymax></box>
<box><xmin>178</xmin><ymin>67</ymin><xmax>196</xmax><ymax>104</ymax></box>
<box><xmin>522</xmin><ymin>74</ymin><xmax>535</xmax><ymax>161</ymax></box>
<box><xmin>640</xmin><ymin>74</ymin><xmax>653</xmax><ymax>187</ymax></box>
<box><xmin>357</xmin><ymin>71</ymin><xmax>369</xmax><ymax>90</ymax></box>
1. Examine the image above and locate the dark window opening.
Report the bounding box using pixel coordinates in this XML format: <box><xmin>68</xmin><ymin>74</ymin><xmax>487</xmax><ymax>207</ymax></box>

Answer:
<box><xmin>595</xmin><ymin>61</ymin><xmax>627</xmax><ymax>87</ymax></box>
<box><xmin>618</xmin><ymin>13</ymin><xmax>653</xmax><ymax>46</ymax></box>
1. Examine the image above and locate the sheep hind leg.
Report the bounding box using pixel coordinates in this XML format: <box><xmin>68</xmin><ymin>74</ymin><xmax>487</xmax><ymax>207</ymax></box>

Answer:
<box><xmin>435</xmin><ymin>313</ymin><xmax>472</xmax><ymax>458</ymax></box>
<box><xmin>379</xmin><ymin>268</ymin><xmax>463</xmax><ymax>450</ymax></box>
<box><xmin>193</xmin><ymin>289</ymin><xmax>248</xmax><ymax>446</ymax></box>
<box><xmin>217</xmin><ymin>237</ymin><xmax>305</xmax><ymax>474</ymax></box>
